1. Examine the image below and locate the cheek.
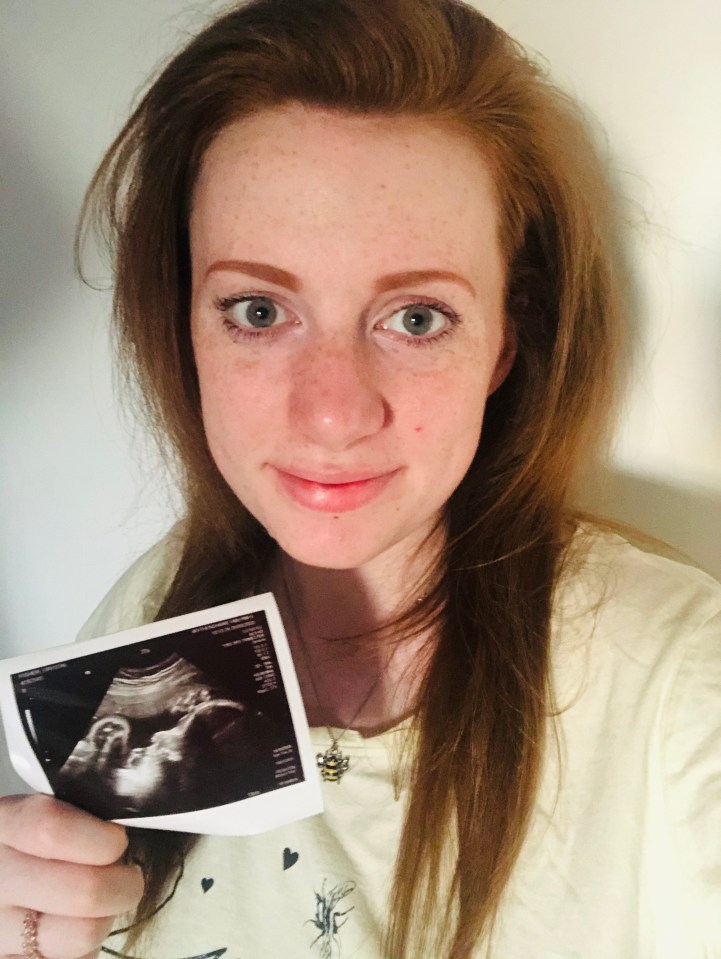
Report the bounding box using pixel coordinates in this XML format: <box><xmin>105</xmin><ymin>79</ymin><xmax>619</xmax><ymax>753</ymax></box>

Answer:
<box><xmin>196</xmin><ymin>354</ymin><xmax>276</xmax><ymax>460</ymax></box>
<box><xmin>403</xmin><ymin>375</ymin><xmax>488</xmax><ymax>468</ymax></box>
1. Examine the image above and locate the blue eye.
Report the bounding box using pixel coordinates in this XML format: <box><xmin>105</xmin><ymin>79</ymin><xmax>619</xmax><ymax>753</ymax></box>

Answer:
<box><xmin>214</xmin><ymin>294</ymin><xmax>291</xmax><ymax>339</ymax></box>
<box><xmin>229</xmin><ymin>296</ymin><xmax>280</xmax><ymax>328</ymax></box>
<box><xmin>383</xmin><ymin>303</ymin><xmax>453</xmax><ymax>338</ymax></box>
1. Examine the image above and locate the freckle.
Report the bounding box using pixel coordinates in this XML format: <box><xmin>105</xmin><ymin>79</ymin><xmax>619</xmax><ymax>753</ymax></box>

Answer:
<box><xmin>414</xmin><ymin>425</ymin><xmax>423</xmax><ymax>433</ymax></box>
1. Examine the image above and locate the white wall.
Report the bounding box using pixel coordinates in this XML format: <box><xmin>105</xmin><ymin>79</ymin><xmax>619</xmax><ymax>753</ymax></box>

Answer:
<box><xmin>1</xmin><ymin>0</ymin><xmax>720</xmax><ymax>672</ymax></box>
<box><xmin>1</xmin><ymin>1</ymin><xmax>226</xmax><ymax>665</ymax></box>
<box><xmin>485</xmin><ymin>0</ymin><xmax>721</xmax><ymax>573</ymax></box>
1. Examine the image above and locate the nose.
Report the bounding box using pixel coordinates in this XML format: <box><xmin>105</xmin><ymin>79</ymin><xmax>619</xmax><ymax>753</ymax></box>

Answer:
<box><xmin>288</xmin><ymin>335</ymin><xmax>389</xmax><ymax>451</ymax></box>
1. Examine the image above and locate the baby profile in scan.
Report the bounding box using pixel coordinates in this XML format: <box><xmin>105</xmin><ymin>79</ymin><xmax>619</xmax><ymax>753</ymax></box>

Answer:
<box><xmin>55</xmin><ymin>654</ymin><xmax>275</xmax><ymax>818</ymax></box>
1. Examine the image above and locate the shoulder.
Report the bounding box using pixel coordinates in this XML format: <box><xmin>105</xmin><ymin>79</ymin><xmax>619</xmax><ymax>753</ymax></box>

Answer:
<box><xmin>554</xmin><ymin>524</ymin><xmax>721</xmax><ymax>941</ymax></box>
<box><xmin>555</xmin><ymin>523</ymin><xmax>721</xmax><ymax>660</ymax></box>
<box><xmin>556</xmin><ymin>522</ymin><xmax>721</xmax><ymax>727</ymax></box>
<box><xmin>551</xmin><ymin>522</ymin><xmax>721</xmax><ymax>777</ymax></box>
<box><xmin>76</xmin><ymin>525</ymin><xmax>185</xmax><ymax>641</ymax></box>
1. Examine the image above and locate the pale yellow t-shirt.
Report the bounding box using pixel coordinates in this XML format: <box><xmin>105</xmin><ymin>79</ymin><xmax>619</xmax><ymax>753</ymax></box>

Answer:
<box><xmin>80</xmin><ymin>529</ymin><xmax>721</xmax><ymax>959</ymax></box>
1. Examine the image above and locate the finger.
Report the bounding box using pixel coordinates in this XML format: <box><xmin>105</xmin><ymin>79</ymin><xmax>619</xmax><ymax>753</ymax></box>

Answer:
<box><xmin>0</xmin><ymin>795</ymin><xmax>128</xmax><ymax>865</ymax></box>
<box><xmin>4</xmin><ymin>952</ymin><xmax>101</xmax><ymax>959</ymax></box>
<box><xmin>0</xmin><ymin>845</ymin><xmax>143</xmax><ymax>917</ymax></box>
<box><xmin>3</xmin><ymin>953</ymin><xmax>101</xmax><ymax>959</ymax></box>
<box><xmin>0</xmin><ymin>905</ymin><xmax>114</xmax><ymax>959</ymax></box>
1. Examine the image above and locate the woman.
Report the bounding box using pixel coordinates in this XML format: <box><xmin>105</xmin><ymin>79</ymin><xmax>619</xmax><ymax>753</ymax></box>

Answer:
<box><xmin>1</xmin><ymin>0</ymin><xmax>719</xmax><ymax>957</ymax></box>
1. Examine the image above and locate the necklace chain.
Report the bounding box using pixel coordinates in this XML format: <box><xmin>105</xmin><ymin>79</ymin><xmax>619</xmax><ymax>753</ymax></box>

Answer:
<box><xmin>280</xmin><ymin>560</ymin><xmax>388</xmax><ymax>784</ymax></box>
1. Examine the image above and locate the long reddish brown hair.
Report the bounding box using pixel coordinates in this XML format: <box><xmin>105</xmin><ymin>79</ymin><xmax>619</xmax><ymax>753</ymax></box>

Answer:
<box><xmin>80</xmin><ymin>1</ymin><xmax>623</xmax><ymax>955</ymax></box>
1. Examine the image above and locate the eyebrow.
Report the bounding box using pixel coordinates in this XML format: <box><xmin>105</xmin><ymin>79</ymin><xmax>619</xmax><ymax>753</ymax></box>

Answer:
<box><xmin>204</xmin><ymin>260</ymin><xmax>476</xmax><ymax>297</ymax></box>
<box><xmin>374</xmin><ymin>269</ymin><xmax>475</xmax><ymax>297</ymax></box>
<box><xmin>204</xmin><ymin>259</ymin><xmax>301</xmax><ymax>291</ymax></box>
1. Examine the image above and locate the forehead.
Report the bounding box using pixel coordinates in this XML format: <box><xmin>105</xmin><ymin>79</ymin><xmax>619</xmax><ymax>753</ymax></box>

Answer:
<box><xmin>190</xmin><ymin>104</ymin><xmax>504</xmax><ymax>277</ymax></box>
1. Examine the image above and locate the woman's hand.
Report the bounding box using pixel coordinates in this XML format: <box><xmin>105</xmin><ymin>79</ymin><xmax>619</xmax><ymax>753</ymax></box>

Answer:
<box><xmin>0</xmin><ymin>794</ymin><xmax>143</xmax><ymax>959</ymax></box>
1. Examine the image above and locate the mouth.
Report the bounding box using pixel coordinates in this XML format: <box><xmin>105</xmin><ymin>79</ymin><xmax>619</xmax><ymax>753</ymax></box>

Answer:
<box><xmin>273</xmin><ymin>466</ymin><xmax>401</xmax><ymax>513</ymax></box>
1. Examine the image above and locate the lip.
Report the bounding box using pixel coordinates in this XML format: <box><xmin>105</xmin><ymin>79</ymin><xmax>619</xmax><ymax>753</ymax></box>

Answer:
<box><xmin>273</xmin><ymin>466</ymin><xmax>401</xmax><ymax>513</ymax></box>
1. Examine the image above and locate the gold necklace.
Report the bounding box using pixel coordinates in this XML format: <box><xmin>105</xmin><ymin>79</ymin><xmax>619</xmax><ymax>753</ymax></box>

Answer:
<box><xmin>280</xmin><ymin>561</ymin><xmax>389</xmax><ymax>784</ymax></box>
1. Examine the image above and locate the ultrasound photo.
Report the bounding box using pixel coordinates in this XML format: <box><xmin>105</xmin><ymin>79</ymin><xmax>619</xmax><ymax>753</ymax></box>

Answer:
<box><xmin>8</xmin><ymin>609</ymin><xmax>304</xmax><ymax>820</ymax></box>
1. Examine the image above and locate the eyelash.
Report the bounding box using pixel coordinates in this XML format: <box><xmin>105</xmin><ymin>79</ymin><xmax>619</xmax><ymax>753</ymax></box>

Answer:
<box><xmin>388</xmin><ymin>301</ymin><xmax>460</xmax><ymax>348</ymax></box>
<box><xmin>214</xmin><ymin>295</ymin><xmax>287</xmax><ymax>342</ymax></box>
<box><xmin>213</xmin><ymin>294</ymin><xmax>461</xmax><ymax>346</ymax></box>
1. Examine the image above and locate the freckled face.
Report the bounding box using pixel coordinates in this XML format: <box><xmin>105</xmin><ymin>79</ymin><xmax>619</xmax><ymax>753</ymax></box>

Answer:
<box><xmin>190</xmin><ymin>104</ymin><xmax>514</xmax><ymax>571</ymax></box>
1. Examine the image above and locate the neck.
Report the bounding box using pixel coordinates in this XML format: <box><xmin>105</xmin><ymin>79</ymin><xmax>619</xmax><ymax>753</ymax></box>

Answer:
<box><xmin>269</xmin><ymin>536</ymin><xmax>441</xmax><ymax>733</ymax></box>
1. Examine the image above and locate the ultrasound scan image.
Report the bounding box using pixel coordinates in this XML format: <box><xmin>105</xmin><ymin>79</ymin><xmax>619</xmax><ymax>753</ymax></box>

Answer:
<box><xmin>12</xmin><ymin>613</ymin><xmax>302</xmax><ymax>819</ymax></box>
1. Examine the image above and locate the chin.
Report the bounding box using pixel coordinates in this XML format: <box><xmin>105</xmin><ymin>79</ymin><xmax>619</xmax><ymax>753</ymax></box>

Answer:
<box><xmin>274</xmin><ymin>533</ymin><xmax>391</xmax><ymax>571</ymax></box>
<box><xmin>238</xmin><ymin>484</ymin><xmax>440</xmax><ymax>572</ymax></box>
<box><xmin>264</xmin><ymin>516</ymin><xmax>408</xmax><ymax>571</ymax></box>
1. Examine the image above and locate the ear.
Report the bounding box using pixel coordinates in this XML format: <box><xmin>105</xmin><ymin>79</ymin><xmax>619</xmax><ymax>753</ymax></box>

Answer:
<box><xmin>488</xmin><ymin>319</ymin><xmax>517</xmax><ymax>395</ymax></box>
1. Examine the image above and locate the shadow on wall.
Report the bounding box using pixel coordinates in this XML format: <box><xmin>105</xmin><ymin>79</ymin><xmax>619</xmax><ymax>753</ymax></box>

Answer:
<box><xmin>0</xmin><ymin>749</ymin><xmax>24</xmax><ymax>795</ymax></box>
<box><xmin>579</xmin><ymin>467</ymin><xmax>721</xmax><ymax>581</ymax></box>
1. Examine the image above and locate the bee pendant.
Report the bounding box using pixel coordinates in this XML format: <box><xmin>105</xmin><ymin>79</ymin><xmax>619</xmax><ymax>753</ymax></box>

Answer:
<box><xmin>317</xmin><ymin>742</ymin><xmax>350</xmax><ymax>783</ymax></box>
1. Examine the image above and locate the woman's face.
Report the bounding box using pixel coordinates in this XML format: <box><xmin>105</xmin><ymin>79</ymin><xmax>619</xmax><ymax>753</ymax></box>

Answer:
<box><xmin>190</xmin><ymin>104</ymin><xmax>514</xmax><ymax>572</ymax></box>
